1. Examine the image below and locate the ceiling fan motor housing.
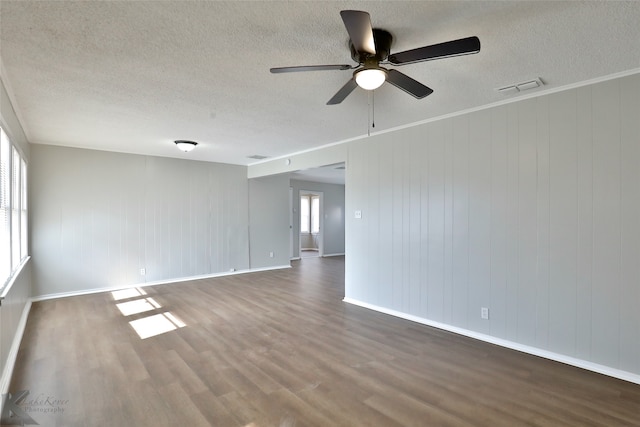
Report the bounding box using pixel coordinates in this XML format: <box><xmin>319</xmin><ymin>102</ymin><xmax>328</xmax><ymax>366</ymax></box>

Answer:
<box><xmin>350</xmin><ymin>29</ymin><xmax>393</xmax><ymax>63</ymax></box>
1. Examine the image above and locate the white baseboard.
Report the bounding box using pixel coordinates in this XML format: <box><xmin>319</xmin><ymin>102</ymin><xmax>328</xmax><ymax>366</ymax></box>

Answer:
<box><xmin>1</xmin><ymin>299</ymin><xmax>32</xmax><ymax>396</ymax></box>
<box><xmin>32</xmin><ymin>264</ymin><xmax>292</xmax><ymax>302</ymax></box>
<box><xmin>343</xmin><ymin>297</ymin><xmax>640</xmax><ymax>385</ymax></box>
<box><xmin>323</xmin><ymin>252</ymin><xmax>345</xmax><ymax>257</ymax></box>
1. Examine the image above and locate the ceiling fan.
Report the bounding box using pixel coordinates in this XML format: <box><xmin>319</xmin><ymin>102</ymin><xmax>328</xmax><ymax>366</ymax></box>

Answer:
<box><xmin>270</xmin><ymin>10</ymin><xmax>480</xmax><ymax>105</ymax></box>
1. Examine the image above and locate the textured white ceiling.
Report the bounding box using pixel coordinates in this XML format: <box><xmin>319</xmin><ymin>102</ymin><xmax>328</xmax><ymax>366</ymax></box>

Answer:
<box><xmin>1</xmin><ymin>1</ymin><xmax>639</xmax><ymax>166</ymax></box>
<box><xmin>290</xmin><ymin>163</ymin><xmax>346</xmax><ymax>185</ymax></box>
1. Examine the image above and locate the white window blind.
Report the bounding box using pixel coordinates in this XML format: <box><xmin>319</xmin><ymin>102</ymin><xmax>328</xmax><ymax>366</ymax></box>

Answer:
<box><xmin>20</xmin><ymin>158</ymin><xmax>27</xmax><ymax>260</ymax></box>
<box><xmin>0</xmin><ymin>129</ymin><xmax>10</xmax><ymax>285</ymax></box>
<box><xmin>311</xmin><ymin>196</ymin><xmax>319</xmax><ymax>233</ymax></box>
<box><xmin>11</xmin><ymin>147</ymin><xmax>21</xmax><ymax>270</ymax></box>
<box><xmin>0</xmin><ymin>126</ymin><xmax>28</xmax><ymax>290</ymax></box>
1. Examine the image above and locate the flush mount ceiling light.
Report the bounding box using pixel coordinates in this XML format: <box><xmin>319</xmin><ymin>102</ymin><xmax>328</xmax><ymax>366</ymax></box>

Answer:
<box><xmin>354</xmin><ymin>67</ymin><xmax>387</xmax><ymax>90</ymax></box>
<box><xmin>174</xmin><ymin>140</ymin><xmax>198</xmax><ymax>152</ymax></box>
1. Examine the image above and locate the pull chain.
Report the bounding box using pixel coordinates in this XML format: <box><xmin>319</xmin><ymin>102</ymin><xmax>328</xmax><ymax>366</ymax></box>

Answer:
<box><xmin>367</xmin><ymin>91</ymin><xmax>371</xmax><ymax>136</ymax></box>
<box><xmin>372</xmin><ymin>90</ymin><xmax>375</xmax><ymax>129</ymax></box>
<box><xmin>367</xmin><ymin>90</ymin><xmax>376</xmax><ymax>137</ymax></box>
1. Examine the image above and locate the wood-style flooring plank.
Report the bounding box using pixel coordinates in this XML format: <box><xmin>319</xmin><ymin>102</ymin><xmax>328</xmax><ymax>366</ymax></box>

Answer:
<box><xmin>7</xmin><ymin>256</ymin><xmax>640</xmax><ymax>426</ymax></box>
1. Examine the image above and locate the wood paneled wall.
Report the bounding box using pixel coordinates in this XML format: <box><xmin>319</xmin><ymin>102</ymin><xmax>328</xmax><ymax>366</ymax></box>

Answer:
<box><xmin>346</xmin><ymin>73</ymin><xmax>640</xmax><ymax>376</ymax></box>
<box><xmin>248</xmin><ymin>175</ymin><xmax>290</xmax><ymax>268</ymax></box>
<box><xmin>30</xmin><ymin>146</ymin><xmax>250</xmax><ymax>297</ymax></box>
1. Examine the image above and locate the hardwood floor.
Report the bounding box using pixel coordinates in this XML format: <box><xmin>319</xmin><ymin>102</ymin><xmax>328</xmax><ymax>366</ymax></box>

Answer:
<box><xmin>7</xmin><ymin>256</ymin><xmax>640</xmax><ymax>426</ymax></box>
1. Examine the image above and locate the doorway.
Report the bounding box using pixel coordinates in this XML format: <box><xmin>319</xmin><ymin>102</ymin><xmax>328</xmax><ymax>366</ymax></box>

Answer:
<box><xmin>299</xmin><ymin>190</ymin><xmax>323</xmax><ymax>258</ymax></box>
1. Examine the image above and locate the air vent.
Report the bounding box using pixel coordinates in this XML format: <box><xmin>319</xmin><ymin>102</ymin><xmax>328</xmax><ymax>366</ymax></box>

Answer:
<box><xmin>247</xmin><ymin>155</ymin><xmax>269</xmax><ymax>160</ymax></box>
<box><xmin>335</xmin><ymin>166</ymin><xmax>346</xmax><ymax>170</ymax></box>
<box><xmin>496</xmin><ymin>78</ymin><xmax>544</xmax><ymax>95</ymax></box>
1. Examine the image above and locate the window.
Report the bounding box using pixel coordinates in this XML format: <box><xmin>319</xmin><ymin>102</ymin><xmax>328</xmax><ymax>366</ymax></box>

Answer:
<box><xmin>300</xmin><ymin>196</ymin><xmax>310</xmax><ymax>233</ymax></box>
<box><xmin>300</xmin><ymin>194</ymin><xmax>319</xmax><ymax>234</ymax></box>
<box><xmin>0</xmin><ymin>126</ymin><xmax>28</xmax><ymax>290</ymax></box>
<box><xmin>0</xmin><ymin>130</ymin><xmax>10</xmax><ymax>285</ymax></box>
<box><xmin>311</xmin><ymin>196</ymin><xmax>319</xmax><ymax>233</ymax></box>
<box><xmin>11</xmin><ymin>147</ymin><xmax>21</xmax><ymax>270</ymax></box>
<box><xmin>20</xmin><ymin>158</ymin><xmax>27</xmax><ymax>260</ymax></box>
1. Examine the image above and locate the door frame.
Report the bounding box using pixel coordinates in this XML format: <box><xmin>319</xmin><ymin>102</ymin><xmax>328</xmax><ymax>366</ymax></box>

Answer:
<box><xmin>299</xmin><ymin>189</ymin><xmax>324</xmax><ymax>257</ymax></box>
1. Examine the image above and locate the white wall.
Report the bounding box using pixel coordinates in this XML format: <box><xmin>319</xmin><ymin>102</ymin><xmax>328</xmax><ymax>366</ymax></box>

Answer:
<box><xmin>30</xmin><ymin>145</ymin><xmax>251</xmax><ymax>297</ymax></box>
<box><xmin>346</xmin><ymin>73</ymin><xmax>640</xmax><ymax>378</ymax></box>
<box><xmin>248</xmin><ymin>175</ymin><xmax>290</xmax><ymax>268</ymax></box>
<box><xmin>290</xmin><ymin>179</ymin><xmax>345</xmax><ymax>258</ymax></box>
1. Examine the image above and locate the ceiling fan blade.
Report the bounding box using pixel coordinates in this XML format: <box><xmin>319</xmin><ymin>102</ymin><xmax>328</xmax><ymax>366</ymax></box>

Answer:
<box><xmin>270</xmin><ymin>65</ymin><xmax>352</xmax><ymax>73</ymax></box>
<box><xmin>387</xmin><ymin>36</ymin><xmax>480</xmax><ymax>65</ymax></box>
<box><xmin>386</xmin><ymin>69</ymin><xmax>433</xmax><ymax>99</ymax></box>
<box><xmin>327</xmin><ymin>78</ymin><xmax>358</xmax><ymax>105</ymax></box>
<box><xmin>340</xmin><ymin>10</ymin><xmax>376</xmax><ymax>56</ymax></box>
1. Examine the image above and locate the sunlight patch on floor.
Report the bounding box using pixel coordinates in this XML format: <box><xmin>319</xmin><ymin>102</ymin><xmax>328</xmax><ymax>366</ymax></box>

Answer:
<box><xmin>129</xmin><ymin>312</ymin><xmax>186</xmax><ymax>339</ymax></box>
<box><xmin>116</xmin><ymin>297</ymin><xmax>161</xmax><ymax>316</ymax></box>
<box><xmin>111</xmin><ymin>287</ymin><xmax>147</xmax><ymax>301</ymax></box>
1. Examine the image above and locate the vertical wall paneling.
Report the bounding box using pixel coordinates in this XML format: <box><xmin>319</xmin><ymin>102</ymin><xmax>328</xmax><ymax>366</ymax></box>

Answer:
<box><xmin>248</xmin><ymin>175</ymin><xmax>290</xmax><ymax>269</ymax></box>
<box><xmin>401</xmin><ymin>132</ymin><xmax>412</xmax><ymax>313</ymax></box>
<box><xmin>345</xmin><ymin>140</ymin><xmax>367</xmax><ymax>301</ymax></box>
<box><xmin>366</xmin><ymin>140</ymin><xmax>381</xmax><ymax>306</ymax></box>
<box><xmin>490</xmin><ymin>106</ymin><xmax>508</xmax><ymax>339</ymax></box>
<box><xmin>391</xmin><ymin>135</ymin><xmax>405</xmax><ymax>311</ymax></box>
<box><xmin>450</xmin><ymin>115</ymin><xmax>470</xmax><ymax>328</ymax></box>
<box><xmin>427</xmin><ymin>121</ymin><xmax>446</xmax><ymax>321</ymax></box>
<box><xmin>344</xmin><ymin>73</ymin><xmax>640</xmax><ymax>377</ymax></box>
<box><xmin>192</xmin><ymin>166</ymin><xmax>209</xmax><ymax>275</ymax></box>
<box><xmin>31</xmin><ymin>146</ymin><xmax>251</xmax><ymax>297</ymax></box>
<box><xmin>575</xmin><ymin>85</ymin><xmax>594</xmax><ymax>361</ymax></box>
<box><xmin>418</xmin><ymin>126</ymin><xmax>430</xmax><ymax>318</ymax></box>
<box><xmin>591</xmin><ymin>79</ymin><xmax>622</xmax><ymax>367</ymax></box>
<box><xmin>505</xmin><ymin>104</ymin><xmax>520</xmax><ymax>342</ymax></box>
<box><xmin>618</xmin><ymin>74</ymin><xmax>640</xmax><ymax>374</ymax></box>
<box><xmin>208</xmin><ymin>163</ymin><xmax>220</xmax><ymax>270</ymax></box>
<box><xmin>516</xmin><ymin>99</ymin><xmax>539</xmax><ymax>346</ymax></box>
<box><xmin>443</xmin><ymin>119</ymin><xmax>455</xmax><ymax>325</ymax></box>
<box><xmin>228</xmin><ymin>164</ymin><xmax>250</xmax><ymax>271</ymax></box>
<box><xmin>378</xmin><ymin>139</ymin><xmax>394</xmax><ymax>307</ymax></box>
<box><xmin>534</xmin><ymin>96</ymin><xmax>551</xmax><ymax>350</ymax></box>
<box><xmin>371</xmin><ymin>140</ymin><xmax>384</xmax><ymax>305</ymax></box>
<box><xmin>408</xmin><ymin>127</ymin><xmax>423</xmax><ymax>316</ymax></box>
<box><xmin>548</xmin><ymin>90</ymin><xmax>577</xmax><ymax>355</ymax></box>
<box><xmin>467</xmin><ymin>110</ymin><xmax>492</xmax><ymax>333</ymax></box>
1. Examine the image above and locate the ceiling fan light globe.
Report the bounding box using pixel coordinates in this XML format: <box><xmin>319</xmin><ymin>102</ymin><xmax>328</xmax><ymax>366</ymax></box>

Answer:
<box><xmin>355</xmin><ymin>68</ymin><xmax>386</xmax><ymax>90</ymax></box>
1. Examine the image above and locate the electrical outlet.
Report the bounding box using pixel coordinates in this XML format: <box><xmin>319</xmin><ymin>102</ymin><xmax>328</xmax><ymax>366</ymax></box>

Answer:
<box><xmin>140</xmin><ymin>268</ymin><xmax>146</xmax><ymax>276</ymax></box>
<box><xmin>354</xmin><ymin>210</ymin><xmax>362</xmax><ymax>219</ymax></box>
<box><xmin>481</xmin><ymin>307</ymin><xmax>489</xmax><ymax>320</ymax></box>
<box><xmin>269</xmin><ymin>252</ymin><xmax>274</xmax><ymax>258</ymax></box>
